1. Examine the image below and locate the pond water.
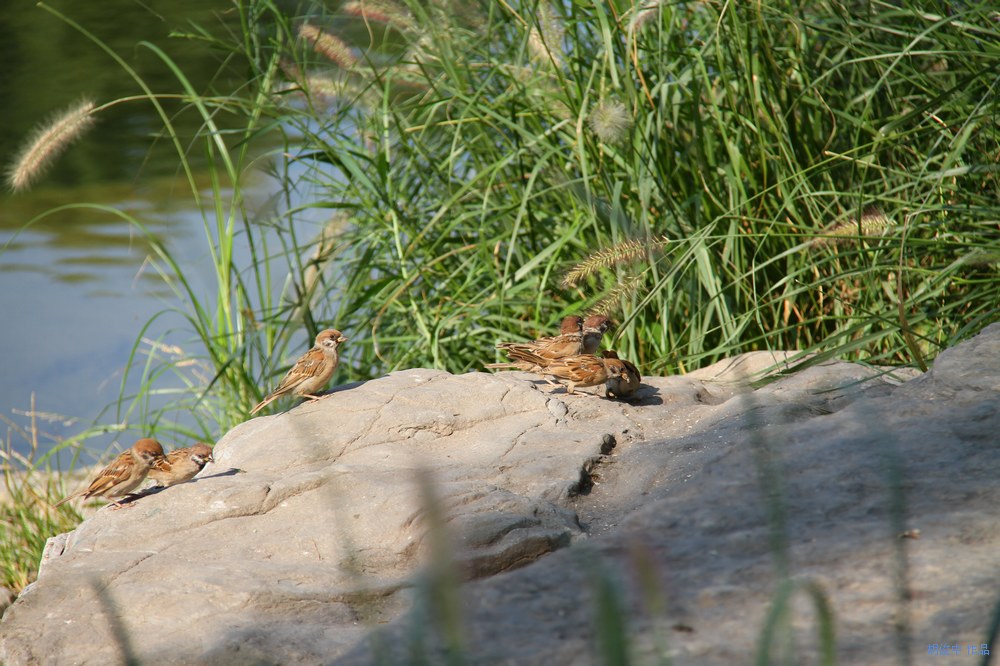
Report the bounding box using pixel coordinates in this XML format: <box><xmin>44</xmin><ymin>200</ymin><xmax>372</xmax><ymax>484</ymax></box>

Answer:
<box><xmin>0</xmin><ymin>1</ymin><xmax>301</xmax><ymax>460</ymax></box>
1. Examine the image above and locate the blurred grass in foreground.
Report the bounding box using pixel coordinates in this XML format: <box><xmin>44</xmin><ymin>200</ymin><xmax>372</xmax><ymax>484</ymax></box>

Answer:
<box><xmin>2</xmin><ymin>0</ymin><xmax>999</xmax><ymax>659</ymax></box>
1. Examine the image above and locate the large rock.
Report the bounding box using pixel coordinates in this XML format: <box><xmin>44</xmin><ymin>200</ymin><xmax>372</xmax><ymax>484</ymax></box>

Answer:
<box><xmin>2</xmin><ymin>325</ymin><xmax>998</xmax><ymax>664</ymax></box>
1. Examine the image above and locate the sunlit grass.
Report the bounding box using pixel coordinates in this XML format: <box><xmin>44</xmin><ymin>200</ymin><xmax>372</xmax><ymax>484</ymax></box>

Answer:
<box><xmin>243</xmin><ymin>0</ymin><xmax>1000</xmax><ymax>382</ymax></box>
<box><xmin>0</xmin><ymin>397</ymin><xmax>83</xmax><ymax>595</ymax></box>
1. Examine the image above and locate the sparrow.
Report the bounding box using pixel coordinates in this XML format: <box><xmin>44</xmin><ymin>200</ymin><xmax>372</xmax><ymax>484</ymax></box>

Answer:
<box><xmin>250</xmin><ymin>328</ymin><xmax>348</xmax><ymax>415</ymax></box>
<box><xmin>148</xmin><ymin>443</ymin><xmax>215</xmax><ymax>487</ymax></box>
<box><xmin>504</xmin><ymin>349</ymin><xmax>610</xmax><ymax>395</ymax></box>
<box><xmin>486</xmin><ymin>316</ymin><xmax>585</xmax><ymax>371</ymax></box>
<box><xmin>582</xmin><ymin>315</ymin><xmax>612</xmax><ymax>355</ymax></box>
<box><xmin>54</xmin><ymin>438</ymin><xmax>166</xmax><ymax>509</ymax></box>
<box><xmin>602</xmin><ymin>350</ymin><xmax>641</xmax><ymax>399</ymax></box>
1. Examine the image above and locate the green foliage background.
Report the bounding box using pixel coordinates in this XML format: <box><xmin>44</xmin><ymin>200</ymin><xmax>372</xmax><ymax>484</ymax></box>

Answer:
<box><xmin>243</xmin><ymin>0</ymin><xmax>1000</xmax><ymax>389</ymax></box>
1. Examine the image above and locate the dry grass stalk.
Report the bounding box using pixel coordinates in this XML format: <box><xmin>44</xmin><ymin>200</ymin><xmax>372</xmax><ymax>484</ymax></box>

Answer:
<box><xmin>563</xmin><ymin>235</ymin><xmax>670</xmax><ymax>288</ymax></box>
<box><xmin>299</xmin><ymin>24</ymin><xmax>358</xmax><ymax>69</ymax></box>
<box><xmin>7</xmin><ymin>99</ymin><xmax>96</xmax><ymax>193</ymax></box>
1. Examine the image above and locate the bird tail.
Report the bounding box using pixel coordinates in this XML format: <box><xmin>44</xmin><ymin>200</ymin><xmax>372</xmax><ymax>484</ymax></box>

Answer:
<box><xmin>249</xmin><ymin>395</ymin><xmax>277</xmax><ymax>416</ymax></box>
<box><xmin>53</xmin><ymin>493</ymin><xmax>78</xmax><ymax>508</ymax></box>
<box><xmin>504</xmin><ymin>348</ymin><xmax>548</xmax><ymax>367</ymax></box>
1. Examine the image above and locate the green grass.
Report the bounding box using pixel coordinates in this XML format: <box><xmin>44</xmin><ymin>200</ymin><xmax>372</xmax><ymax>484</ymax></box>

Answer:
<box><xmin>234</xmin><ymin>0</ymin><xmax>1000</xmax><ymax>381</ymax></box>
<box><xmin>2</xmin><ymin>0</ymin><xmax>1000</xmax><ymax>658</ymax></box>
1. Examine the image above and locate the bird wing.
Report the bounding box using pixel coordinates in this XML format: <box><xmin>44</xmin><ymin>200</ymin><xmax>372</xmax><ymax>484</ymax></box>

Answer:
<box><xmin>547</xmin><ymin>355</ymin><xmax>607</xmax><ymax>383</ymax></box>
<box><xmin>83</xmin><ymin>451</ymin><xmax>137</xmax><ymax>497</ymax></box>
<box><xmin>271</xmin><ymin>346</ymin><xmax>325</xmax><ymax>393</ymax></box>
<box><xmin>152</xmin><ymin>449</ymin><xmax>185</xmax><ymax>472</ymax></box>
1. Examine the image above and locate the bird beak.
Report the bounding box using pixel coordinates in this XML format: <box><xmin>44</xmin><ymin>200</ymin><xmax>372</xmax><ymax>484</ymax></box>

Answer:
<box><xmin>338</xmin><ymin>335</ymin><xmax>349</xmax><ymax>343</ymax></box>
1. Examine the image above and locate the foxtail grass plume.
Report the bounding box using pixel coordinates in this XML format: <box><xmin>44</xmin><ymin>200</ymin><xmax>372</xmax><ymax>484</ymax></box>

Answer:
<box><xmin>7</xmin><ymin>99</ymin><xmax>96</xmax><ymax>193</ymax></box>
<box><xmin>302</xmin><ymin>75</ymin><xmax>344</xmax><ymax>102</ymax></box>
<box><xmin>299</xmin><ymin>24</ymin><xmax>357</xmax><ymax>69</ymax></box>
<box><xmin>342</xmin><ymin>0</ymin><xmax>415</xmax><ymax>32</ymax></box>
<box><xmin>958</xmin><ymin>250</ymin><xmax>1000</xmax><ymax>268</ymax></box>
<box><xmin>276</xmin><ymin>60</ymin><xmax>345</xmax><ymax>104</ymax></box>
<box><xmin>630</xmin><ymin>0</ymin><xmax>664</xmax><ymax>31</ymax></box>
<box><xmin>528</xmin><ymin>2</ymin><xmax>564</xmax><ymax>68</ymax></box>
<box><xmin>563</xmin><ymin>236</ymin><xmax>670</xmax><ymax>288</ymax></box>
<box><xmin>588</xmin><ymin>100</ymin><xmax>632</xmax><ymax>144</ymax></box>
<box><xmin>279</xmin><ymin>59</ymin><xmax>303</xmax><ymax>82</ymax></box>
<box><xmin>592</xmin><ymin>274</ymin><xmax>646</xmax><ymax>317</ymax></box>
<box><xmin>810</xmin><ymin>208</ymin><xmax>892</xmax><ymax>248</ymax></box>
<box><xmin>293</xmin><ymin>213</ymin><xmax>350</xmax><ymax>322</ymax></box>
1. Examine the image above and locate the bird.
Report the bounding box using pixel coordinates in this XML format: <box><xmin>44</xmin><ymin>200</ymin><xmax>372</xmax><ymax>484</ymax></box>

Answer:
<box><xmin>602</xmin><ymin>350</ymin><xmax>641</xmax><ymax>399</ymax></box>
<box><xmin>250</xmin><ymin>328</ymin><xmax>348</xmax><ymax>415</ymax></box>
<box><xmin>486</xmin><ymin>315</ymin><xmax>588</xmax><ymax>372</ymax></box>
<box><xmin>581</xmin><ymin>315</ymin><xmax>612</xmax><ymax>355</ymax></box>
<box><xmin>504</xmin><ymin>349</ymin><xmax>610</xmax><ymax>395</ymax></box>
<box><xmin>148</xmin><ymin>443</ymin><xmax>215</xmax><ymax>488</ymax></box>
<box><xmin>54</xmin><ymin>438</ymin><xmax>166</xmax><ymax>509</ymax></box>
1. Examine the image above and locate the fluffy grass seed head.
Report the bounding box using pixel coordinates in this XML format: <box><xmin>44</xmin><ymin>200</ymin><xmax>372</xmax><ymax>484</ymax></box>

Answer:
<box><xmin>528</xmin><ymin>2</ymin><xmax>565</xmax><ymax>68</ymax></box>
<box><xmin>564</xmin><ymin>236</ymin><xmax>670</xmax><ymax>288</ymax></box>
<box><xmin>588</xmin><ymin>100</ymin><xmax>632</xmax><ymax>144</ymax></box>
<box><xmin>592</xmin><ymin>274</ymin><xmax>646</xmax><ymax>317</ymax></box>
<box><xmin>630</xmin><ymin>0</ymin><xmax>665</xmax><ymax>31</ymax></box>
<box><xmin>810</xmin><ymin>207</ymin><xmax>893</xmax><ymax>248</ymax></box>
<box><xmin>342</xmin><ymin>0</ymin><xmax>415</xmax><ymax>32</ymax></box>
<box><xmin>299</xmin><ymin>24</ymin><xmax>358</xmax><ymax>69</ymax></box>
<box><xmin>958</xmin><ymin>250</ymin><xmax>1000</xmax><ymax>269</ymax></box>
<box><xmin>7</xmin><ymin>99</ymin><xmax>96</xmax><ymax>193</ymax></box>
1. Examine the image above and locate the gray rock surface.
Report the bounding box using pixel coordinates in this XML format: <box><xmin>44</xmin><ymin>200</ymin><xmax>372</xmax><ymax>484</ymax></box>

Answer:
<box><xmin>0</xmin><ymin>588</ymin><xmax>13</xmax><ymax>618</ymax></box>
<box><xmin>2</xmin><ymin>325</ymin><xmax>998</xmax><ymax>665</ymax></box>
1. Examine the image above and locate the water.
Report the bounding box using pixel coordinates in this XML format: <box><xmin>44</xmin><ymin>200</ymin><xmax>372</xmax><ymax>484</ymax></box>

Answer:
<box><xmin>0</xmin><ymin>1</ymin><xmax>266</xmax><ymax>461</ymax></box>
